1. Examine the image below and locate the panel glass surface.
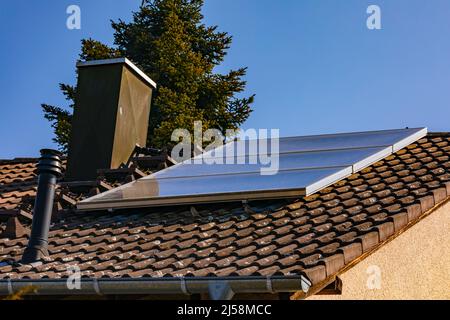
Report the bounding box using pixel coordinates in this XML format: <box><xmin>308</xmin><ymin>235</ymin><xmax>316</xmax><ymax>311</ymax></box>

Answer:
<box><xmin>153</xmin><ymin>147</ymin><xmax>387</xmax><ymax>179</ymax></box>
<box><xmin>79</xmin><ymin>167</ymin><xmax>350</xmax><ymax>208</ymax></box>
<box><xmin>204</xmin><ymin>128</ymin><xmax>426</xmax><ymax>157</ymax></box>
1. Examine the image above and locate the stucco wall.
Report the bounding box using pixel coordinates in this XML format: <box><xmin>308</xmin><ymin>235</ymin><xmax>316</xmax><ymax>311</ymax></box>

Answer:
<box><xmin>308</xmin><ymin>202</ymin><xmax>450</xmax><ymax>300</ymax></box>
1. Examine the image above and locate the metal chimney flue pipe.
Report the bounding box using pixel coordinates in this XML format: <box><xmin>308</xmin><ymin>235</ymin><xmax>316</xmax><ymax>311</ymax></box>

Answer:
<box><xmin>22</xmin><ymin>149</ymin><xmax>63</xmax><ymax>264</ymax></box>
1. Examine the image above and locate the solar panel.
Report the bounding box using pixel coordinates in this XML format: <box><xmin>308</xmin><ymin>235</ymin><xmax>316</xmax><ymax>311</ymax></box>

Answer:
<box><xmin>77</xmin><ymin>127</ymin><xmax>427</xmax><ymax>211</ymax></box>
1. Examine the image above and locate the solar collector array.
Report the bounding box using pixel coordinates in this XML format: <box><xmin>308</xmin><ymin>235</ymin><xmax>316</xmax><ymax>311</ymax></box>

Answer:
<box><xmin>78</xmin><ymin>127</ymin><xmax>427</xmax><ymax>210</ymax></box>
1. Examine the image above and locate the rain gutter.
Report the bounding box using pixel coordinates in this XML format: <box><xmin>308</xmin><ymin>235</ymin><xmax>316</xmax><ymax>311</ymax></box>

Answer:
<box><xmin>0</xmin><ymin>276</ymin><xmax>311</xmax><ymax>300</ymax></box>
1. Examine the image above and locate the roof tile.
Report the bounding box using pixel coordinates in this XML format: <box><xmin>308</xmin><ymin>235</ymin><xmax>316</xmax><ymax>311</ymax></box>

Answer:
<box><xmin>320</xmin><ymin>253</ymin><xmax>345</xmax><ymax>277</ymax></box>
<box><xmin>0</xmin><ymin>133</ymin><xmax>449</xmax><ymax>287</ymax></box>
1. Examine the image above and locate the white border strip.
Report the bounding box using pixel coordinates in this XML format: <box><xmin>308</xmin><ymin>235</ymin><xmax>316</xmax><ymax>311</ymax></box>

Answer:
<box><xmin>352</xmin><ymin>146</ymin><xmax>392</xmax><ymax>173</ymax></box>
<box><xmin>76</xmin><ymin>58</ymin><xmax>157</xmax><ymax>89</ymax></box>
<box><xmin>393</xmin><ymin>127</ymin><xmax>428</xmax><ymax>152</ymax></box>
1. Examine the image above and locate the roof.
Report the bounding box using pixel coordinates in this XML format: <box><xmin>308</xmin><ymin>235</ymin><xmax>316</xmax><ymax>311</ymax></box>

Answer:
<box><xmin>0</xmin><ymin>133</ymin><xmax>449</xmax><ymax>295</ymax></box>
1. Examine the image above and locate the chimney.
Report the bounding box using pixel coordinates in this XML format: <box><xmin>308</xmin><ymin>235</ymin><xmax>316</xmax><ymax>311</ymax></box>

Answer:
<box><xmin>65</xmin><ymin>58</ymin><xmax>156</xmax><ymax>181</ymax></box>
<box><xmin>22</xmin><ymin>149</ymin><xmax>63</xmax><ymax>263</ymax></box>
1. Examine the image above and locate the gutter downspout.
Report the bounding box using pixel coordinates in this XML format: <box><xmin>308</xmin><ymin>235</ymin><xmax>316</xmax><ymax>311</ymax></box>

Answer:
<box><xmin>0</xmin><ymin>276</ymin><xmax>311</xmax><ymax>300</ymax></box>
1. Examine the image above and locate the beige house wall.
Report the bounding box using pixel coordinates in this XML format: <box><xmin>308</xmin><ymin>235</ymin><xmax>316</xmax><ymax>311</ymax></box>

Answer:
<box><xmin>308</xmin><ymin>202</ymin><xmax>450</xmax><ymax>300</ymax></box>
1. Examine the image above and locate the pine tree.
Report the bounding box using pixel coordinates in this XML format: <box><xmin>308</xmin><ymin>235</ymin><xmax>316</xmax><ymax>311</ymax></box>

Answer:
<box><xmin>42</xmin><ymin>0</ymin><xmax>254</xmax><ymax>153</ymax></box>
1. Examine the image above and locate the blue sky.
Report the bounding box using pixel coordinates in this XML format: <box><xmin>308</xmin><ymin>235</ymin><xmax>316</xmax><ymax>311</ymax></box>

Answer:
<box><xmin>1</xmin><ymin>0</ymin><xmax>450</xmax><ymax>158</ymax></box>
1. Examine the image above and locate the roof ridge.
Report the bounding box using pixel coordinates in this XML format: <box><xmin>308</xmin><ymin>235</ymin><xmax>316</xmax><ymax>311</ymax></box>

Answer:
<box><xmin>428</xmin><ymin>132</ymin><xmax>450</xmax><ymax>137</ymax></box>
<box><xmin>0</xmin><ymin>158</ymin><xmax>39</xmax><ymax>165</ymax></box>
